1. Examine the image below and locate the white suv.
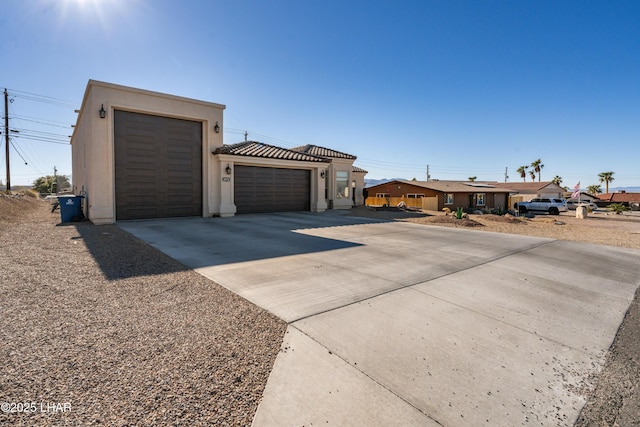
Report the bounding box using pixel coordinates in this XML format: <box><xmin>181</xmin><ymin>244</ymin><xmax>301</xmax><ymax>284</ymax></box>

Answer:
<box><xmin>517</xmin><ymin>198</ymin><xmax>568</xmax><ymax>215</ymax></box>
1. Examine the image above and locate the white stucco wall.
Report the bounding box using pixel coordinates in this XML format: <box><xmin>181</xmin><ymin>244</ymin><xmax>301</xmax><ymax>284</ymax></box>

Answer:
<box><xmin>70</xmin><ymin>80</ymin><xmax>366</xmax><ymax>223</ymax></box>
<box><xmin>352</xmin><ymin>172</ymin><xmax>366</xmax><ymax>206</ymax></box>
<box><xmin>71</xmin><ymin>80</ymin><xmax>225</xmax><ymax>224</ymax></box>
<box><xmin>326</xmin><ymin>158</ymin><xmax>356</xmax><ymax>209</ymax></box>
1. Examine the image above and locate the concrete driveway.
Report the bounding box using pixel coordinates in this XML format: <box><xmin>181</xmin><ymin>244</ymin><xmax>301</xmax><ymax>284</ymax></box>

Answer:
<box><xmin>119</xmin><ymin>211</ymin><xmax>640</xmax><ymax>426</ymax></box>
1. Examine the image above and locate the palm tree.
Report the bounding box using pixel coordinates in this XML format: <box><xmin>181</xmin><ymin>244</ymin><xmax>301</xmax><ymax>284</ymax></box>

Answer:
<box><xmin>517</xmin><ymin>166</ymin><xmax>528</xmax><ymax>182</ymax></box>
<box><xmin>598</xmin><ymin>171</ymin><xmax>615</xmax><ymax>193</ymax></box>
<box><xmin>531</xmin><ymin>159</ymin><xmax>544</xmax><ymax>182</ymax></box>
<box><xmin>468</xmin><ymin>176</ymin><xmax>477</xmax><ymax>182</ymax></box>
<box><xmin>529</xmin><ymin>170</ymin><xmax>536</xmax><ymax>182</ymax></box>
<box><xmin>551</xmin><ymin>175</ymin><xmax>562</xmax><ymax>186</ymax></box>
<box><xmin>587</xmin><ymin>185</ymin><xmax>602</xmax><ymax>195</ymax></box>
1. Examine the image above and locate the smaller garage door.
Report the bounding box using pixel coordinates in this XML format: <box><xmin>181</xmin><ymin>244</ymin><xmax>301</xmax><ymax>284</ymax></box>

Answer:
<box><xmin>235</xmin><ymin>166</ymin><xmax>310</xmax><ymax>214</ymax></box>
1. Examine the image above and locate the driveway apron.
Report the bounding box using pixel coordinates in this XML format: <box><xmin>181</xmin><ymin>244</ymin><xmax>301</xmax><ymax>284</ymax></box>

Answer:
<box><xmin>119</xmin><ymin>212</ymin><xmax>640</xmax><ymax>426</ymax></box>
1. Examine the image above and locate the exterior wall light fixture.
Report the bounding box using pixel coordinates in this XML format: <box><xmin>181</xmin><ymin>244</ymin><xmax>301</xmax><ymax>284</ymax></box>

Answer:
<box><xmin>320</xmin><ymin>170</ymin><xmax>326</xmax><ymax>179</ymax></box>
<box><xmin>214</xmin><ymin>121</ymin><xmax>220</xmax><ymax>133</ymax></box>
<box><xmin>99</xmin><ymin>104</ymin><xmax>106</xmax><ymax>119</ymax></box>
<box><xmin>225</xmin><ymin>164</ymin><xmax>232</xmax><ymax>175</ymax></box>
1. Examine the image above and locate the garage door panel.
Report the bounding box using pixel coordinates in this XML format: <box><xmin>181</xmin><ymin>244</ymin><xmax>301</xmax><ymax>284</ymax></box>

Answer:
<box><xmin>115</xmin><ymin>110</ymin><xmax>202</xmax><ymax>220</ymax></box>
<box><xmin>235</xmin><ymin>165</ymin><xmax>310</xmax><ymax>214</ymax></box>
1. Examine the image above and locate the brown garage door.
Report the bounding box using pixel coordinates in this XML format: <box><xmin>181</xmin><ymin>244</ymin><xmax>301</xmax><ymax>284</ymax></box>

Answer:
<box><xmin>114</xmin><ymin>110</ymin><xmax>202</xmax><ymax>220</ymax></box>
<box><xmin>235</xmin><ymin>165</ymin><xmax>310</xmax><ymax>213</ymax></box>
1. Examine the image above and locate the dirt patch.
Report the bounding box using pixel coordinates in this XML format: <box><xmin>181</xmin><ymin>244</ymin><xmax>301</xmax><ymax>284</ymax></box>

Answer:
<box><xmin>480</xmin><ymin>213</ymin><xmax>522</xmax><ymax>223</ymax></box>
<box><xmin>575</xmin><ymin>286</ymin><xmax>640</xmax><ymax>427</ymax></box>
<box><xmin>0</xmin><ymin>198</ymin><xmax>286</xmax><ymax>426</ymax></box>
<box><xmin>348</xmin><ymin>206</ymin><xmax>427</xmax><ymax>220</ymax></box>
<box><xmin>417</xmin><ymin>214</ymin><xmax>484</xmax><ymax>227</ymax></box>
<box><xmin>0</xmin><ymin>195</ymin><xmax>49</xmax><ymax>223</ymax></box>
<box><xmin>400</xmin><ymin>211</ymin><xmax>640</xmax><ymax>250</ymax></box>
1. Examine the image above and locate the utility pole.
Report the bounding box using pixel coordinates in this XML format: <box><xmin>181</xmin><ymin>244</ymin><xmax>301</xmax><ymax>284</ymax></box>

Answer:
<box><xmin>53</xmin><ymin>166</ymin><xmax>58</xmax><ymax>195</ymax></box>
<box><xmin>4</xmin><ymin>88</ymin><xmax>9</xmax><ymax>191</ymax></box>
<box><xmin>426</xmin><ymin>164</ymin><xmax>430</xmax><ymax>182</ymax></box>
<box><xmin>504</xmin><ymin>167</ymin><xmax>509</xmax><ymax>183</ymax></box>
<box><xmin>244</xmin><ymin>131</ymin><xmax>248</xmax><ymax>142</ymax></box>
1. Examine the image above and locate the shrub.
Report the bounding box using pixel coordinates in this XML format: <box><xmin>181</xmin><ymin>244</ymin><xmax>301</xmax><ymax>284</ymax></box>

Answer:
<box><xmin>609</xmin><ymin>203</ymin><xmax>629</xmax><ymax>215</ymax></box>
<box><xmin>19</xmin><ymin>189</ymin><xmax>39</xmax><ymax>198</ymax></box>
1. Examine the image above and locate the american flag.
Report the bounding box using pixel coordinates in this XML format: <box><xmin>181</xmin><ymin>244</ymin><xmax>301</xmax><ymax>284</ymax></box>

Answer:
<box><xmin>571</xmin><ymin>182</ymin><xmax>580</xmax><ymax>199</ymax></box>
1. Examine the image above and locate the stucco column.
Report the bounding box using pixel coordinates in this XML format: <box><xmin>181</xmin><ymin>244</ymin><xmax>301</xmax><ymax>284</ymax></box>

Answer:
<box><xmin>218</xmin><ymin>160</ymin><xmax>236</xmax><ymax>217</ymax></box>
<box><xmin>312</xmin><ymin>168</ymin><xmax>328</xmax><ymax>212</ymax></box>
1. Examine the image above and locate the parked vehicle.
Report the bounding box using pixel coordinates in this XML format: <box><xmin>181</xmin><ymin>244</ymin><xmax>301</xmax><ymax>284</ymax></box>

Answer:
<box><xmin>516</xmin><ymin>198</ymin><xmax>568</xmax><ymax>215</ymax></box>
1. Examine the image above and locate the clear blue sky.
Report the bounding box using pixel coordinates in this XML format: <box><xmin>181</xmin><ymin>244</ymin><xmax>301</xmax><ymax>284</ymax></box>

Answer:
<box><xmin>2</xmin><ymin>0</ymin><xmax>639</xmax><ymax>189</ymax></box>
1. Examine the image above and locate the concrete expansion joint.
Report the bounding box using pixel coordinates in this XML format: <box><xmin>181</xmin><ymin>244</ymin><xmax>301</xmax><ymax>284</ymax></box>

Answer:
<box><xmin>410</xmin><ymin>286</ymin><xmax>598</xmax><ymax>357</ymax></box>
<box><xmin>288</xmin><ymin>324</ymin><xmax>446</xmax><ymax>427</ymax></box>
<box><xmin>288</xmin><ymin>239</ymin><xmax>558</xmax><ymax>325</ymax></box>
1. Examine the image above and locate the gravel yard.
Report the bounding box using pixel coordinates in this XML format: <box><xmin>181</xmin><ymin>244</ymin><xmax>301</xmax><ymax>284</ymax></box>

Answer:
<box><xmin>351</xmin><ymin>206</ymin><xmax>640</xmax><ymax>250</ymax></box>
<box><xmin>407</xmin><ymin>211</ymin><xmax>640</xmax><ymax>250</ymax></box>
<box><xmin>0</xmin><ymin>197</ymin><xmax>286</xmax><ymax>426</ymax></box>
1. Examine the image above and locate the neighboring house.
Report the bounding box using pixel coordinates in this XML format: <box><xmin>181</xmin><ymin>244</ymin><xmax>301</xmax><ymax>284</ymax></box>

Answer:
<box><xmin>562</xmin><ymin>191</ymin><xmax>598</xmax><ymax>204</ymax></box>
<box><xmin>594</xmin><ymin>191</ymin><xmax>640</xmax><ymax>210</ymax></box>
<box><xmin>493</xmin><ymin>181</ymin><xmax>566</xmax><ymax>200</ymax></box>
<box><xmin>71</xmin><ymin>80</ymin><xmax>365</xmax><ymax>224</ymax></box>
<box><xmin>493</xmin><ymin>181</ymin><xmax>566</xmax><ymax>209</ymax></box>
<box><xmin>365</xmin><ymin>180</ymin><xmax>511</xmax><ymax>212</ymax></box>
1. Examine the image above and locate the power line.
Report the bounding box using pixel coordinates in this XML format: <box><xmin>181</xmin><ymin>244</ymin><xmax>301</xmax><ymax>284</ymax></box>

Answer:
<box><xmin>11</xmin><ymin>114</ymin><xmax>73</xmax><ymax>129</ymax></box>
<box><xmin>224</xmin><ymin>127</ymin><xmax>302</xmax><ymax>148</ymax></box>
<box><xmin>12</xmin><ymin>135</ymin><xmax>71</xmax><ymax>145</ymax></box>
<box><xmin>6</xmin><ymin>88</ymin><xmax>79</xmax><ymax>108</ymax></box>
<box><xmin>9</xmin><ymin>139</ymin><xmax>29</xmax><ymax>165</ymax></box>
<box><xmin>16</xmin><ymin>138</ymin><xmax>47</xmax><ymax>174</ymax></box>
<box><xmin>12</xmin><ymin>127</ymin><xmax>71</xmax><ymax>140</ymax></box>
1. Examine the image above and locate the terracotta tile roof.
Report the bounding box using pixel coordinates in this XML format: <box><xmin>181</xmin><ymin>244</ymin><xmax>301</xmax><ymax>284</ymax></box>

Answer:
<box><xmin>213</xmin><ymin>141</ymin><xmax>330</xmax><ymax>163</ymax></box>
<box><xmin>352</xmin><ymin>165</ymin><xmax>368</xmax><ymax>173</ymax></box>
<box><xmin>291</xmin><ymin>144</ymin><xmax>356</xmax><ymax>160</ymax></box>
<box><xmin>596</xmin><ymin>192</ymin><xmax>640</xmax><ymax>203</ymax></box>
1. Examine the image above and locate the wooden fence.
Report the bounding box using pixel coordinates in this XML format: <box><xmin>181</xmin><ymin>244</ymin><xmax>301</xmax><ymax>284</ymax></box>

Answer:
<box><xmin>365</xmin><ymin>197</ymin><xmax>424</xmax><ymax>209</ymax></box>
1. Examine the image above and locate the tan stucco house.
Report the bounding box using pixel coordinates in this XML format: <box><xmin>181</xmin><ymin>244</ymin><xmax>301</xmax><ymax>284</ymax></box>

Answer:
<box><xmin>71</xmin><ymin>80</ymin><xmax>365</xmax><ymax>224</ymax></box>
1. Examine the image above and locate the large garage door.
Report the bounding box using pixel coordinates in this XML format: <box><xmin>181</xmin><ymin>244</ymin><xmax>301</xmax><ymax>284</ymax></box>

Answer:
<box><xmin>235</xmin><ymin>166</ymin><xmax>310</xmax><ymax>213</ymax></box>
<box><xmin>114</xmin><ymin>110</ymin><xmax>202</xmax><ymax>220</ymax></box>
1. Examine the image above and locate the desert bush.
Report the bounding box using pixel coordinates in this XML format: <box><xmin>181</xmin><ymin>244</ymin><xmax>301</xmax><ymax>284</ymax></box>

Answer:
<box><xmin>609</xmin><ymin>203</ymin><xmax>629</xmax><ymax>215</ymax></box>
<box><xmin>20</xmin><ymin>189</ymin><xmax>39</xmax><ymax>198</ymax></box>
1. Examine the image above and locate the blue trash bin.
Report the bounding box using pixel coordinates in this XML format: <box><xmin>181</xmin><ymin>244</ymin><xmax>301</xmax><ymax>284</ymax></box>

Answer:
<box><xmin>59</xmin><ymin>196</ymin><xmax>84</xmax><ymax>223</ymax></box>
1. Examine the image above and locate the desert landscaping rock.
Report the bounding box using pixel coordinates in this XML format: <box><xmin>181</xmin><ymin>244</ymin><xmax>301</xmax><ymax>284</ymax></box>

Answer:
<box><xmin>0</xmin><ymin>198</ymin><xmax>286</xmax><ymax>426</ymax></box>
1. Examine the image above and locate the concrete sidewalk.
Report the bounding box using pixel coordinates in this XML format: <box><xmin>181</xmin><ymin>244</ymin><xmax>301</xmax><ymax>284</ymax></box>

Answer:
<box><xmin>119</xmin><ymin>212</ymin><xmax>640</xmax><ymax>426</ymax></box>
